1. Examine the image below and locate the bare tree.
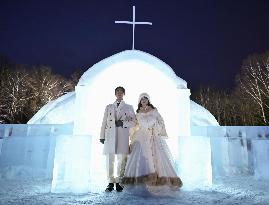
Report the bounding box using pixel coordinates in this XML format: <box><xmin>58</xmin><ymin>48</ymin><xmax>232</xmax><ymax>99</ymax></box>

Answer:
<box><xmin>0</xmin><ymin>63</ymin><xmax>73</xmax><ymax>123</ymax></box>
<box><xmin>25</xmin><ymin>65</ymin><xmax>72</xmax><ymax>117</ymax></box>
<box><xmin>0</xmin><ymin>65</ymin><xmax>30</xmax><ymax>123</ymax></box>
<box><xmin>237</xmin><ymin>52</ymin><xmax>269</xmax><ymax>124</ymax></box>
<box><xmin>192</xmin><ymin>86</ymin><xmax>224</xmax><ymax>124</ymax></box>
<box><xmin>68</xmin><ymin>69</ymin><xmax>83</xmax><ymax>91</ymax></box>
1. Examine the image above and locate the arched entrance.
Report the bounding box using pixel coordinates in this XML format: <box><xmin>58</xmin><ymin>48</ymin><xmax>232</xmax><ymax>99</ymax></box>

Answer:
<box><xmin>52</xmin><ymin>50</ymin><xmax>191</xmax><ymax>192</ymax></box>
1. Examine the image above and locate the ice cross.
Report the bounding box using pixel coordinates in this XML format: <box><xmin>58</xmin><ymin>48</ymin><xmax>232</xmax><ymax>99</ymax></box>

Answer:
<box><xmin>115</xmin><ymin>6</ymin><xmax>152</xmax><ymax>50</ymax></box>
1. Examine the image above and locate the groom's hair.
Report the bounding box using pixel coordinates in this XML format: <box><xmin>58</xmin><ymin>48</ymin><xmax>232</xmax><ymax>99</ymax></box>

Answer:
<box><xmin>115</xmin><ymin>86</ymin><xmax>125</xmax><ymax>94</ymax></box>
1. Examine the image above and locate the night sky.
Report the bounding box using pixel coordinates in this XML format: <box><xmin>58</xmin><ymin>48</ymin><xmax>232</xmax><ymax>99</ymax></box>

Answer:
<box><xmin>0</xmin><ymin>0</ymin><xmax>269</xmax><ymax>90</ymax></box>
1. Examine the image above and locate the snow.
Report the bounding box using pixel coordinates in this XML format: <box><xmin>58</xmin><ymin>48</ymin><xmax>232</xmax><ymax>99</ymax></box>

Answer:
<box><xmin>27</xmin><ymin>92</ymin><xmax>75</xmax><ymax>124</ymax></box>
<box><xmin>27</xmin><ymin>92</ymin><xmax>218</xmax><ymax>127</ymax></box>
<box><xmin>77</xmin><ymin>50</ymin><xmax>187</xmax><ymax>89</ymax></box>
<box><xmin>27</xmin><ymin>50</ymin><xmax>219</xmax><ymax>128</ymax></box>
<box><xmin>0</xmin><ymin>176</ymin><xmax>268</xmax><ymax>205</ymax></box>
<box><xmin>73</xmin><ymin>49</ymin><xmax>192</xmax><ymax>137</ymax></box>
<box><xmin>1</xmin><ymin>125</ymin><xmax>269</xmax><ymax>194</ymax></box>
<box><xmin>26</xmin><ymin>50</ymin><xmax>218</xmax><ymax>190</ymax></box>
<box><xmin>190</xmin><ymin>101</ymin><xmax>219</xmax><ymax>126</ymax></box>
<box><xmin>1</xmin><ymin>125</ymin><xmax>269</xmax><ymax>204</ymax></box>
<box><xmin>2</xmin><ymin>50</ymin><xmax>268</xmax><ymax>202</ymax></box>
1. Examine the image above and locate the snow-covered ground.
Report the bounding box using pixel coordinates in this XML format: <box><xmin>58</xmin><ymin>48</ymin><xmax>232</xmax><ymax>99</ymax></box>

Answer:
<box><xmin>0</xmin><ymin>176</ymin><xmax>268</xmax><ymax>205</ymax></box>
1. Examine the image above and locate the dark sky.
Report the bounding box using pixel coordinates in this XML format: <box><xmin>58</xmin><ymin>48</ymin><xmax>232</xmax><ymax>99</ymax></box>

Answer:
<box><xmin>0</xmin><ymin>0</ymin><xmax>269</xmax><ymax>90</ymax></box>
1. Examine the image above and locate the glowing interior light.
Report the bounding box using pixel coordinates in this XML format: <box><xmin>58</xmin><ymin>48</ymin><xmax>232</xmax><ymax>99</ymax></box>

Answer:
<box><xmin>52</xmin><ymin>50</ymin><xmax>201</xmax><ymax>193</ymax></box>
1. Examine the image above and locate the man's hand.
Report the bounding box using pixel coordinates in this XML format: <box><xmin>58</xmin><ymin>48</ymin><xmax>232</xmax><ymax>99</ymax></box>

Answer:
<box><xmin>100</xmin><ymin>139</ymin><xmax>105</xmax><ymax>144</ymax></box>
<box><xmin>115</xmin><ymin>120</ymin><xmax>123</xmax><ymax>127</ymax></box>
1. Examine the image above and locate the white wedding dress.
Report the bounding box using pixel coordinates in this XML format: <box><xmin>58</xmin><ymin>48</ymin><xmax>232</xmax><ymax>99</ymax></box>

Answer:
<box><xmin>122</xmin><ymin>109</ymin><xmax>182</xmax><ymax>189</ymax></box>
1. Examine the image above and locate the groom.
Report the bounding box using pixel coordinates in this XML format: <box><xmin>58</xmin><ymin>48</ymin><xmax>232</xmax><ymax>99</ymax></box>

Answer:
<box><xmin>100</xmin><ymin>86</ymin><xmax>136</xmax><ymax>192</ymax></box>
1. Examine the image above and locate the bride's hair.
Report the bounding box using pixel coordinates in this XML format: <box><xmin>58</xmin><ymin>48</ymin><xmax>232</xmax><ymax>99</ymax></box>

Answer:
<box><xmin>136</xmin><ymin>98</ymin><xmax>155</xmax><ymax>113</ymax></box>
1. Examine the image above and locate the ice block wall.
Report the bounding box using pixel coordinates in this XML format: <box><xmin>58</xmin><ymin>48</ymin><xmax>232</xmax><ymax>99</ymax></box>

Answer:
<box><xmin>204</xmin><ymin>126</ymin><xmax>269</xmax><ymax>179</ymax></box>
<box><xmin>0</xmin><ymin>124</ymin><xmax>73</xmax><ymax>179</ymax></box>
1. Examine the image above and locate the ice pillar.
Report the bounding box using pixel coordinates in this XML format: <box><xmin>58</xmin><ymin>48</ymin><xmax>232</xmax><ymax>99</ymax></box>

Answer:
<box><xmin>51</xmin><ymin>85</ymin><xmax>93</xmax><ymax>193</ymax></box>
<box><xmin>176</xmin><ymin>89</ymin><xmax>212</xmax><ymax>189</ymax></box>
<box><xmin>176</xmin><ymin>89</ymin><xmax>191</xmax><ymax>136</ymax></box>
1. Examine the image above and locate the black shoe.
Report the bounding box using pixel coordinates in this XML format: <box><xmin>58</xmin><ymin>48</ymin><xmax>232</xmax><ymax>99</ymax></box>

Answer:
<box><xmin>105</xmin><ymin>183</ymin><xmax>114</xmax><ymax>192</ymax></box>
<box><xmin>116</xmin><ymin>183</ymin><xmax>123</xmax><ymax>192</ymax></box>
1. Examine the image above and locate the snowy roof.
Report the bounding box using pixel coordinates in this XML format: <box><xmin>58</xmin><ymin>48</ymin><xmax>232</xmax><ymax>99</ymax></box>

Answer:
<box><xmin>78</xmin><ymin>50</ymin><xmax>187</xmax><ymax>89</ymax></box>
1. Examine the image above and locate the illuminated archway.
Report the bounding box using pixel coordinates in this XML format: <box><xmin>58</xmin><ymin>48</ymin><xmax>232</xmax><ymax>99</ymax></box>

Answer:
<box><xmin>52</xmin><ymin>50</ymin><xmax>192</xmax><ymax>192</ymax></box>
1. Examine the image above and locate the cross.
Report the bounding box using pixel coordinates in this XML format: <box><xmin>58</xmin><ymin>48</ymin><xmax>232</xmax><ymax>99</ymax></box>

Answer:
<box><xmin>115</xmin><ymin>6</ymin><xmax>152</xmax><ymax>50</ymax></box>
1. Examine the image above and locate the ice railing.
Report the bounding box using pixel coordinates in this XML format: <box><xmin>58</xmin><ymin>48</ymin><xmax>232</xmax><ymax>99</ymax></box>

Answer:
<box><xmin>0</xmin><ymin>124</ymin><xmax>73</xmax><ymax>179</ymax></box>
<box><xmin>0</xmin><ymin>124</ymin><xmax>268</xmax><ymax>184</ymax></box>
<box><xmin>192</xmin><ymin>126</ymin><xmax>269</xmax><ymax>179</ymax></box>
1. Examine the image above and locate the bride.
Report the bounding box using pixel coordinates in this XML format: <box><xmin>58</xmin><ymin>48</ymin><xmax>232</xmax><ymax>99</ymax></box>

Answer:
<box><xmin>122</xmin><ymin>93</ymin><xmax>182</xmax><ymax>189</ymax></box>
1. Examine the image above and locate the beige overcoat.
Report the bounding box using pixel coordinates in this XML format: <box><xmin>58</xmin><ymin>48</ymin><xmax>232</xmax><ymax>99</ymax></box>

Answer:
<box><xmin>100</xmin><ymin>101</ymin><xmax>136</xmax><ymax>154</ymax></box>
